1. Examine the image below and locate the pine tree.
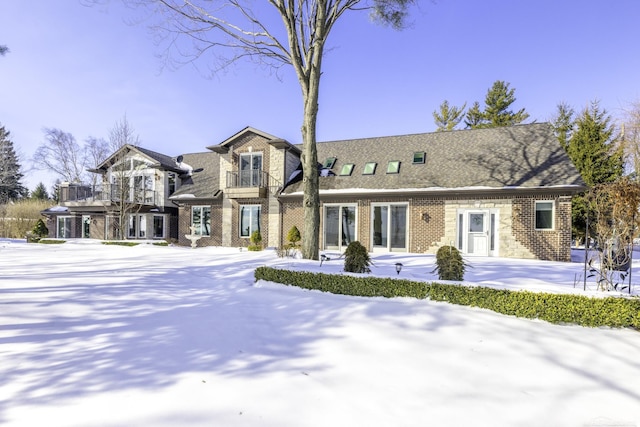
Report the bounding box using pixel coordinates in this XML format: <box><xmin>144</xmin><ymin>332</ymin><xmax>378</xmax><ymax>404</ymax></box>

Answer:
<box><xmin>0</xmin><ymin>124</ymin><xmax>28</xmax><ymax>204</ymax></box>
<box><xmin>433</xmin><ymin>100</ymin><xmax>466</xmax><ymax>131</ymax></box>
<box><xmin>568</xmin><ymin>101</ymin><xmax>624</xmax><ymax>186</ymax></box>
<box><xmin>31</xmin><ymin>182</ymin><xmax>50</xmax><ymax>200</ymax></box>
<box><xmin>565</xmin><ymin>100</ymin><xmax>625</xmax><ymax>240</ymax></box>
<box><xmin>464</xmin><ymin>101</ymin><xmax>485</xmax><ymax>129</ymax></box>
<box><xmin>482</xmin><ymin>80</ymin><xmax>529</xmax><ymax>127</ymax></box>
<box><xmin>551</xmin><ymin>102</ymin><xmax>575</xmax><ymax>152</ymax></box>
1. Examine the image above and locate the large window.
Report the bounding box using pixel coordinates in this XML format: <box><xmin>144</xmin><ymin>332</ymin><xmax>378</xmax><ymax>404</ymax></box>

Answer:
<box><xmin>535</xmin><ymin>201</ymin><xmax>554</xmax><ymax>230</ymax></box>
<box><xmin>371</xmin><ymin>204</ymin><xmax>407</xmax><ymax>252</ymax></box>
<box><xmin>240</xmin><ymin>205</ymin><xmax>261</xmax><ymax>237</ymax></box>
<box><xmin>128</xmin><ymin>214</ymin><xmax>147</xmax><ymax>238</ymax></box>
<box><xmin>192</xmin><ymin>206</ymin><xmax>211</xmax><ymax>236</ymax></box>
<box><xmin>57</xmin><ymin>216</ymin><xmax>72</xmax><ymax>238</ymax></box>
<box><xmin>240</xmin><ymin>152</ymin><xmax>263</xmax><ymax>187</ymax></box>
<box><xmin>168</xmin><ymin>173</ymin><xmax>176</xmax><ymax>196</ymax></box>
<box><xmin>324</xmin><ymin>204</ymin><xmax>356</xmax><ymax>251</ymax></box>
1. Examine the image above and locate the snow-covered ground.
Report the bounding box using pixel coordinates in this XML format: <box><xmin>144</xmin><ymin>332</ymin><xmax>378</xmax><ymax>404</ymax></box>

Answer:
<box><xmin>1</xmin><ymin>239</ymin><xmax>639</xmax><ymax>427</ymax></box>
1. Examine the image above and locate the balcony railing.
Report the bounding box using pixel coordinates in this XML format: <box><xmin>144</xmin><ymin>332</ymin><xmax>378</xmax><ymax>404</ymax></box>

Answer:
<box><xmin>59</xmin><ymin>183</ymin><xmax>159</xmax><ymax>206</ymax></box>
<box><xmin>225</xmin><ymin>170</ymin><xmax>282</xmax><ymax>194</ymax></box>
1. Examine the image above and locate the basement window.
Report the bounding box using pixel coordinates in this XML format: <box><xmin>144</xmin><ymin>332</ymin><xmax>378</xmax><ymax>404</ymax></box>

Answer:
<box><xmin>363</xmin><ymin>162</ymin><xmax>377</xmax><ymax>175</ymax></box>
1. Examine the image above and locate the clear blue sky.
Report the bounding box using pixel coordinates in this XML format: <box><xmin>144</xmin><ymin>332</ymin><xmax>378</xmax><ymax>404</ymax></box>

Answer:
<box><xmin>2</xmin><ymin>0</ymin><xmax>639</xmax><ymax>191</ymax></box>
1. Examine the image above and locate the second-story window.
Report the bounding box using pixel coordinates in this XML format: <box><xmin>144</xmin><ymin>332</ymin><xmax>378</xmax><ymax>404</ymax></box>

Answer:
<box><xmin>168</xmin><ymin>173</ymin><xmax>176</xmax><ymax>196</ymax></box>
<box><xmin>240</xmin><ymin>152</ymin><xmax>262</xmax><ymax>187</ymax></box>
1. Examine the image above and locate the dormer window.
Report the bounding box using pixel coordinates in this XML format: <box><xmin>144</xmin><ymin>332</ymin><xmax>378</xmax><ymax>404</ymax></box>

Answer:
<box><xmin>324</xmin><ymin>157</ymin><xmax>337</xmax><ymax>169</ymax></box>
<box><xmin>340</xmin><ymin>163</ymin><xmax>355</xmax><ymax>176</ymax></box>
<box><xmin>363</xmin><ymin>162</ymin><xmax>377</xmax><ymax>175</ymax></box>
<box><xmin>387</xmin><ymin>161</ymin><xmax>400</xmax><ymax>174</ymax></box>
<box><xmin>413</xmin><ymin>151</ymin><xmax>426</xmax><ymax>164</ymax></box>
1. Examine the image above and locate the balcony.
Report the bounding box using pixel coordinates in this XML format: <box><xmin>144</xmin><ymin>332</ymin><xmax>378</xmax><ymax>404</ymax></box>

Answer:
<box><xmin>59</xmin><ymin>183</ymin><xmax>160</xmax><ymax>207</ymax></box>
<box><xmin>225</xmin><ymin>170</ymin><xmax>281</xmax><ymax>199</ymax></box>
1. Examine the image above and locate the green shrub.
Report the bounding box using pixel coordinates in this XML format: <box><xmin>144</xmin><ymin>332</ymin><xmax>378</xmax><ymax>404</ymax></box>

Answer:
<box><xmin>248</xmin><ymin>230</ymin><xmax>262</xmax><ymax>251</ymax></box>
<box><xmin>32</xmin><ymin>219</ymin><xmax>49</xmax><ymax>237</ymax></box>
<box><xmin>433</xmin><ymin>245</ymin><xmax>466</xmax><ymax>280</ymax></box>
<box><xmin>255</xmin><ymin>267</ymin><xmax>428</xmax><ymax>299</ymax></box>
<box><xmin>343</xmin><ymin>241</ymin><xmax>371</xmax><ymax>273</ymax></box>
<box><xmin>101</xmin><ymin>241</ymin><xmax>140</xmax><ymax>247</ymax></box>
<box><xmin>287</xmin><ymin>226</ymin><xmax>301</xmax><ymax>247</ymax></box>
<box><xmin>38</xmin><ymin>239</ymin><xmax>65</xmax><ymax>244</ymax></box>
<box><xmin>254</xmin><ymin>267</ymin><xmax>640</xmax><ymax>330</ymax></box>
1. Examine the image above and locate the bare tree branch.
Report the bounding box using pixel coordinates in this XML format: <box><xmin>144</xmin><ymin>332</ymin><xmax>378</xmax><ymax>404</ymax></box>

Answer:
<box><xmin>33</xmin><ymin>128</ymin><xmax>86</xmax><ymax>182</ymax></box>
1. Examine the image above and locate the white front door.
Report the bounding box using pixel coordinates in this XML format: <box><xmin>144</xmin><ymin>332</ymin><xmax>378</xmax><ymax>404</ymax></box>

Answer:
<box><xmin>466</xmin><ymin>210</ymin><xmax>489</xmax><ymax>256</ymax></box>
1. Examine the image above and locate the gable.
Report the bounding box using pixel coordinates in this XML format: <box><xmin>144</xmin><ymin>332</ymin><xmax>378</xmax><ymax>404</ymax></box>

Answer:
<box><xmin>207</xmin><ymin>126</ymin><xmax>300</xmax><ymax>155</ymax></box>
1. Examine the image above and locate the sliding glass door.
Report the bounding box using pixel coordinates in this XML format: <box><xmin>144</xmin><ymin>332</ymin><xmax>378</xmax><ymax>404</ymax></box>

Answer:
<box><xmin>371</xmin><ymin>204</ymin><xmax>407</xmax><ymax>252</ymax></box>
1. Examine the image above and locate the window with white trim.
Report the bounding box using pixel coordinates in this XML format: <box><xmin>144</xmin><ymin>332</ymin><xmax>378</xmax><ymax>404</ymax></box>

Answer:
<box><xmin>192</xmin><ymin>206</ymin><xmax>211</xmax><ymax>236</ymax></box>
<box><xmin>240</xmin><ymin>205</ymin><xmax>261</xmax><ymax>238</ymax></box>
<box><xmin>535</xmin><ymin>201</ymin><xmax>554</xmax><ymax>230</ymax></box>
<box><xmin>57</xmin><ymin>216</ymin><xmax>73</xmax><ymax>238</ymax></box>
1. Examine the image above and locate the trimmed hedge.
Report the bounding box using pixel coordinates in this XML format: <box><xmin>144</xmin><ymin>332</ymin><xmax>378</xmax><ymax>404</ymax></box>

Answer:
<box><xmin>38</xmin><ymin>239</ymin><xmax>66</xmax><ymax>244</ymax></box>
<box><xmin>254</xmin><ymin>267</ymin><xmax>640</xmax><ymax>329</ymax></box>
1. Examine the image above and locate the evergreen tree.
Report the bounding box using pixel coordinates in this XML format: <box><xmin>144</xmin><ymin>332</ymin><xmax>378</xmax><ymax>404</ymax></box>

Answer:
<box><xmin>433</xmin><ymin>100</ymin><xmax>466</xmax><ymax>131</ymax></box>
<box><xmin>464</xmin><ymin>101</ymin><xmax>485</xmax><ymax>129</ymax></box>
<box><xmin>565</xmin><ymin>100</ymin><xmax>625</xmax><ymax>240</ymax></box>
<box><xmin>482</xmin><ymin>80</ymin><xmax>529</xmax><ymax>127</ymax></box>
<box><xmin>568</xmin><ymin>101</ymin><xmax>623</xmax><ymax>186</ymax></box>
<box><xmin>551</xmin><ymin>102</ymin><xmax>575</xmax><ymax>152</ymax></box>
<box><xmin>51</xmin><ymin>180</ymin><xmax>61</xmax><ymax>204</ymax></box>
<box><xmin>31</xmin><ymin>182</ymin><xmax>50</xmax><ymax>200</ymax></box>
<box><xmin>0</xmin><ymin>124</ymin><xmax>28</xmax><ymax>204</ymax></box>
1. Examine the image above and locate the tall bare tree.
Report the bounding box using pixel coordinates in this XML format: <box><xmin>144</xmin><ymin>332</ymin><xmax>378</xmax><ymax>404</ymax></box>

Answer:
<box><xmin>84</xmin><ymin>136</ymin><xmax>110</xmax><ymax>188</ymax></box>
<box><xmin>621</xmin><ymin>100</ymin><xmax>640</xmax><ymax>180</ymax></box>
<box><xmin>33</xmin><ymin>128</ymin><xmax>86</xmax><ymax>183</ymax></box>
<box><xmin>105</xmin><ymin>115</ymin><xmax>144</xmax><ymax>239</ymax></box>
<box><xmin>109</xmin><ymin>0</ymin><xmax>416</xmax><ymax>259</ymax></box>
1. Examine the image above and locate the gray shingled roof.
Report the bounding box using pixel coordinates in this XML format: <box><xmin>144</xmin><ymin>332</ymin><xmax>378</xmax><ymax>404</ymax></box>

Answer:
<box><xmin>282</xmin><ymin>123</ymin><xmax>585</xmax><ymax>195</ymax></box>
<box><xmin>135</xmin><ymin>145</ymin><xmax>180</xmax><ymax>170</ymax></box>
<box><xmin>169</xmin><ymin>152</ymin><xmax>221</xmax><ymax>200</ymax></box>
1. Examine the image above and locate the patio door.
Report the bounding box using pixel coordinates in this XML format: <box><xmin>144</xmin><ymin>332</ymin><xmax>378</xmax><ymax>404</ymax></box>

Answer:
<box><xmin>240</xmin><ymin>152</ymin><xmax>262</xmax><ymax>187</ymax></box>
<box><xmin>324</xmin><ymin>205</ymin><xmax>356</xmax><ymax>251</ymax></box>
<box><xmin>371</xmin><ymin>204</ymin><xmax>408</xmax><ymax>252</ymax></box>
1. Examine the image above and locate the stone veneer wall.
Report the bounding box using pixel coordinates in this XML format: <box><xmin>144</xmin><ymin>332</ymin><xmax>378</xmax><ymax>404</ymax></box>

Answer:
<box><xmin>428</xmin><ymin>198</ymin><xmax>535</xmax><ymax>259</ymax></box>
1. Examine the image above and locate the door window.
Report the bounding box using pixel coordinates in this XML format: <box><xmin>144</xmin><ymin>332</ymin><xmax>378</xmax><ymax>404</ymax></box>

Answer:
<box><xmin>240</xmin><ymin>153</ymin><xmax>262</xmax><ymax>187</ymax></box>
<box><xmin>324</xmin><ymin>205</ymin><xmax>356</xmax><ymax>250</ymax></box>
<box><xmin>372</xmin><ymin>204</ymin><xmax>407</xmax><ymax>251</ymax></box>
